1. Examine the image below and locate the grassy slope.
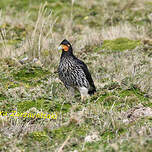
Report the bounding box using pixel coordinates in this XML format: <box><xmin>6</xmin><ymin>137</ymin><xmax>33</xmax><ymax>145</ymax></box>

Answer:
<box><xmin>0</xmin><ymin>0</ymin><xmax>152</xmax><ymax>151</ymax></box>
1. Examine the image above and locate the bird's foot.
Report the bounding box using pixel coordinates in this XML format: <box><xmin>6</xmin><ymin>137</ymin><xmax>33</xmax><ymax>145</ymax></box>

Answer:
<box><xmin>81</xmin><ymin>95</ymin><xmax>89</xmax><ymax>102</ymax></box>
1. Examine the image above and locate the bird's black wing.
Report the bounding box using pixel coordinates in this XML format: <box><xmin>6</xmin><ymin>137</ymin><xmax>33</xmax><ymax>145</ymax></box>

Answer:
<box><xmin>75</xmin><ymin>58</ymin><xmax>96</xmax><ymax>95</ymax></box>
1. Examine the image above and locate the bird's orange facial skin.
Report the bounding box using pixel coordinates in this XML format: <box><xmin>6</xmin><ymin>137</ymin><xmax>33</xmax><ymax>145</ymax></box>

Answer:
<box><xmin>61</xmin><ymin>45</ymin><xmax>69</xmax><ymax>51</ymax></box>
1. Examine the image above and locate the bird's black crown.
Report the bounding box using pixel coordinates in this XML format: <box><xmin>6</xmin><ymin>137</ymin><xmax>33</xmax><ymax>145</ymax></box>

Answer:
<box><xmin>60</xmin><ymin>39</ymin><xmax>71</xmax><ymax>46</ymax></box>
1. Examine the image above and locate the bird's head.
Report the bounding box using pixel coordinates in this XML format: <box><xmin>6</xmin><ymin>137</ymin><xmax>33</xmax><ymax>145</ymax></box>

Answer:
<box><xmin>58</xmin><ymin>39</ymin><xmax>73</xmax><ymax>53</ymax></box>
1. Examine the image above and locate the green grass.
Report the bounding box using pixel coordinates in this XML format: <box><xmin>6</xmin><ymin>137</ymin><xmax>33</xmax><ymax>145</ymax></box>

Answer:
<box><xmin>101</xmin><ymin>38</ymin><xmax>141</xmax><ymax>51</ymax></box>
<box><xmin>17</xmin><ymin>98</ymin><xmax>72</xmax><ymax>113</ymax></box>
<box><xmin>0</xmin><ymin>60</ymin><xmax>151</xmax><ymax>151</ymax></box>
<box><xmin>17</xmin><ymin>99</ymin><xmax>46</xmax><ymax>112</ymax></box>
<box><xmin>29</xmin><ymin>131</ymin><xmax>49</xmax><ymax>142</ymax></box>
<box><xmin>0</xmin><ymin>93</ymin><xmax>6</xmax><ymax>100</ymax></box>
<box><xmin>12</xmin><ymin>66</ymin><xmax>50</xmax><ymax>85</ymax></box>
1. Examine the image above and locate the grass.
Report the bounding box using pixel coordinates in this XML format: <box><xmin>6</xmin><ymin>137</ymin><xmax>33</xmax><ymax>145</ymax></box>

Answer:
<box><xmin>0</xmin><ymin>0</ymin><xmax>152</xmax><ymax>151</ymax></box>
<box><xmin>101</xmin><ymin>38</ymin><xmax>141</xmax><ymax>51</ymax></box>
<box><xmin>12</xmin><ymin>66</ymin><xmax>50</xmax><ymax>85</ymax></box>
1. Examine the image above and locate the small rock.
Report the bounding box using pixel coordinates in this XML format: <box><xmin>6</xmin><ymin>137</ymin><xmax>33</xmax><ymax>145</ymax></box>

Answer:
<box><xmin>19</xmin><ymin>57</ymin><xmax>29</xmax><ymax>64</ymax></box>
<box><xmin>84</xmin><ymin>132</ymin><xmax>99</xmax><ymax>143</ymax></box>
<box><xmin>123</xmin><ymin>104</ymin><xmax>152</xmax><ymax>122</ymax></box>
<box><xmin>33</xmin><ymin>58</ymin><xmax>43</xmax><ymax>67</ymax></box>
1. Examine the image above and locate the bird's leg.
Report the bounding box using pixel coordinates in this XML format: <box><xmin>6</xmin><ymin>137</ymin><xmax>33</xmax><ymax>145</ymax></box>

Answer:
<box><xmin>79</xmin><ymin>87</ymin><xmax>89</xmax><ymax>102</ymax></box>
<box><xmin>81</xmin><ymin>95</ymin><xmax>85</xmax><ymax>101</ymax></box>
<box><xmin>81</xmin><ymin>94</ymin><xmax>89</xmax><ymax>101</ymax></box>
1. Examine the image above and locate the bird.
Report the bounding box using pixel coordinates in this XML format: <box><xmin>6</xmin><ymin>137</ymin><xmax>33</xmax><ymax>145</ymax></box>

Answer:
<box><xmin>58</xmin><ymin>39</ymin><xmax>96</xmax><ymax>101</ymax></box>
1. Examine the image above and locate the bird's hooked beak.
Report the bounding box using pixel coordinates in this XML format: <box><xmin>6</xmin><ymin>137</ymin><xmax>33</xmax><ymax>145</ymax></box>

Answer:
<box><xmin>58</xmin><ymin>45</ymin><xmax>63</xmax><ymax>51</ymax></box>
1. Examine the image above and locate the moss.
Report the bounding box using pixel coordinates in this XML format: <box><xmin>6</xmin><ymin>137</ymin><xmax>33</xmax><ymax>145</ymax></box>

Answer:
<box><xmin>95</xmin><ymin>91</ymin><xmax>122</xmax><ymax>109</ymax></box>
<box><xmin>17</xmin><ymin>99</ymin><xmax>46</xmax><ymax>112</ymax></box>
<box><xmin>119</xmin><ymin>88</ymin><xmax>149</xmax><ymax>102</ymax></box>
<box><xmin>49</xmin><ymin>124</ymin><xmax>88</xmax><ymax>146</ymax></box>
<box><xmin>12</xmin><ymin>66</ymin><xmax>50</xmax><ymax>85</ymax></box>
<box><xmin>117</xmin><ymin>87</ymin><xmax>151</xmax><ymax>108</ymax></box>
<box><xmin>96</xmin><ymin>86</ymin><xmax>150</xmax><ymax>111</ymax></box>
<box><xmin>0</xmin><ymin>94</ymin><xmax>6</xmax><ymax>101</ymax></box>
<box><xmin>17</xmin><ymin>98</ymin><xmax>71</xmax><ymax>113</ymax></box>
<box><xmin>101</xmin><ymin>130</ymin><xmax>116</xmax><ymax>141</ymax></box>
<box><xmin>0</xmin><ymin>0</ymin><xmax>42</xmax><ymax>11</ymax></box>
<box><xmin>0</xmin><ymin>0</ymin><xmax>12</xmax><ymax>8</ymax></box>
<box><xmin>29</xmin><ymin>131</ymin><xmax>49</xmax><ymax>142</ymax></box>
<box><xmin>48</xmin><ymin>100</ymin><xmax>71</xmax><ymax>113</ymax></box>
<box><xmin>97</xmin><ymin>91</ymin><xmax>111</xmax><ymax>103</ymax></box>
<box><xmin>13</xmin><ymin>67</ymin><xmax>46</xmax><ymax>80</ymax></box>
<box><xmin>103</xmin><ymin>96</ymin><xmax>118</xmax><ymax>106</ymax></box>
<box><xmin>84</xmin><ymin>128</ymin><xmax>126</xmax><ymax>151</ymax></box>
<box><xmin>84</xmin><ymin>141</ymin><xmax>103</xmax><ymax>151</ymax></box>
<box><xmin>101</xmin><ymin>38</ymin><xmax>141</xmax><ymax>51</ymax></box>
